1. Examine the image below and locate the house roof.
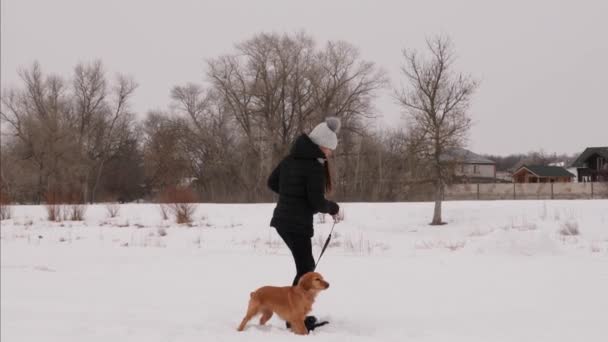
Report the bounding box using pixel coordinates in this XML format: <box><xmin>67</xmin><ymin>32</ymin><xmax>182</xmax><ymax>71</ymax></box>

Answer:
<box><xmin>571</xmin><ymin>147</ymin><xmax>608</xmax><ymax>167</ymax></box>
<box><xmin>513</xmin><ymin>165</ymin><xmax>575</xmax><ymax>178</ymax></box>
<box><xmin>440</xmin><ymin>148</ymin><xmax>495</xmax><ymax>165</ymax></box>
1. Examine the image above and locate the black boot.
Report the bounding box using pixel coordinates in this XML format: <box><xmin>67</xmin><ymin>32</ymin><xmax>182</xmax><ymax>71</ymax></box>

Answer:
<box><xmin>304</xmin><ymin>315</ymin><xmax>317</xmax><ymax>328</ymax></box>
<box><xmin>305</xmin><ymin>316</ymin><xmax>329</xmax><ymax>331</ymax></box>
<box><xmin>286</xmin><ymin>316</ymin><xmax>329</xmax><ymax>331</ymax></box>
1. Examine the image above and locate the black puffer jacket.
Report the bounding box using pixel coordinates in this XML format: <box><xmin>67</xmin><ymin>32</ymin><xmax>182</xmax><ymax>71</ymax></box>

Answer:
<box><xmin>268</xmin><ymin>134</ymin><xmax>339</xmax><ymax>237</ymax></box>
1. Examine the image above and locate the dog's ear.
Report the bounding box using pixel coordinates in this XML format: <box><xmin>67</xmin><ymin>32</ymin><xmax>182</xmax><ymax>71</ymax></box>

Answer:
<box><xmin>298</xmin><ymin>273</ymin><xmax>314</xmax><ymax>291</ymax></box>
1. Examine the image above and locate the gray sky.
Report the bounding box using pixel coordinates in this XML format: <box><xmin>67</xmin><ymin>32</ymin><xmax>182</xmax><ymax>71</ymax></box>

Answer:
<box><xmin>2</xmin><ymin>0</ymin><xmax>607</xmax><ymax>156</ymax></box>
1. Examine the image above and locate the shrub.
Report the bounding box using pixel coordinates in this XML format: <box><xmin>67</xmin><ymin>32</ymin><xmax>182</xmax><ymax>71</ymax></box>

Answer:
<box><xmin>68</xmin><ymin>204</ymin><xmax>87</xmax><ymax>221</ymax></box>
<box><xmin>0</xmin><ymin>191</ymin><xmax>11</xmax><ymax>220</ymax></box>
<box><xmin>45</xmin><ymin>188</ymin><xmax>87</xmax><ymax>221</ymax></box>
<box><xmin>559</xmin><ymin>220</ymin><xmax>580</xmax><ymax>236</ymax></box>
<box><xmin>65</xmin><ymin>190</ymin><xmax>86</xmax><ymax>221</ymax></box>
<box><xmin>106</xmin><ymin>203</ymin><xmax>120</xmax><ymax>218</ymax></box>
<box><xmin>159</xmin><ymin>204</ymin><xmax>169</xmax><ymax>220</ymax></box>
<box><xmin>158</xmin><ymin>186</ymin><xmax>198</xmax><ymax>224</ymax></box>
<box><xmin>45</xmin><ymin>190</ymin><xmax>64</xmax><ymax>222</ymax></box>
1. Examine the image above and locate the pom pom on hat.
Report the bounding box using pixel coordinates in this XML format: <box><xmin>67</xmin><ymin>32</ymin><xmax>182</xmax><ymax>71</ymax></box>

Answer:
<box><xmin>308</xmin><ymin>116</ymin><xmax>341</xmax><ymax>150</ymax></box>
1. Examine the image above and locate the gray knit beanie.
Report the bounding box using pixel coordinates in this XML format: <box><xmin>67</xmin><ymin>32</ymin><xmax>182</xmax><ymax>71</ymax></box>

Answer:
<box><xmin>308</xmin><ymin>116</ymin><xmax>341</xmax><ymax>150</ymax></box>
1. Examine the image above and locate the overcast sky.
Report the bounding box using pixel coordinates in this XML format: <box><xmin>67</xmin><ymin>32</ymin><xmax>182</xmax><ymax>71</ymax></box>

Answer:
<box><xmin>2</xmin><ymin>0</ymin><xmax>607</xmax><ymax>155</ymax></box>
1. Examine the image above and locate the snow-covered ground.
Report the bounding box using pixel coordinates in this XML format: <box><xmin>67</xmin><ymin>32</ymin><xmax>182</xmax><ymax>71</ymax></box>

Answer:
<box><xmin>1</xmin><ymin>200</ymin><xmax>607</xmax><ymax>342</ymax></box>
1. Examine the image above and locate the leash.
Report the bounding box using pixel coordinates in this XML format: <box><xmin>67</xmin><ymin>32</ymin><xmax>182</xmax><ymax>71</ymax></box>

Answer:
<box><xmin>314</xmin><ymin>220</ymin><xmax>337</xmax><ymax>270</ymax></box>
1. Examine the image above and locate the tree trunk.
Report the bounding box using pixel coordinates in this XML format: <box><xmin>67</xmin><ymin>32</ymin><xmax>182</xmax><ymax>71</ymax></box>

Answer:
<box><xmin>431</xmin><ymin>180</ymin><xmax>443</xmax><ymax>225</ymax></box>
<box><xmin>36</xmin><ymin>161</ymin><xmax>45</xmax><ymax>204</ymax></box>
<box><xmin>83</xmin><ymin>172</ymin><xmax>89</xmax><ymax>204</ymax></box>
<box><xmin>377</xmin><ymin>148</ymin><xmax>383</xmax><ymax>201</ymax></box>
<box><xmin>91</xmin><ymin>159</ymin><xmax>106</xmax><ymax>203</ymax></box>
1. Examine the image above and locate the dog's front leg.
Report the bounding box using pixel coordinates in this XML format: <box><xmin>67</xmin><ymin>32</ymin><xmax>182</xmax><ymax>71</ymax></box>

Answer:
<box><xmin>290</xmin><ymin>320</ymin><xmax>308</xmax><ymax>335</ymax></box>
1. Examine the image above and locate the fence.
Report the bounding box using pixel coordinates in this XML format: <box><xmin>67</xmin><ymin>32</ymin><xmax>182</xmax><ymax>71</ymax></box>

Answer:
<box><xmin>443</xmin><ymin>182</ymin><xmax>608</xmax><ymax>200</ymax></box>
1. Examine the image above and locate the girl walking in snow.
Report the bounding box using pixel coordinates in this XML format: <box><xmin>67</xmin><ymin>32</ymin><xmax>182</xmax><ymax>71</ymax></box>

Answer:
<box><xmin>267</xmin><ymin>117</ymin><xmax>342</xmax><ymax>331</ymax></box>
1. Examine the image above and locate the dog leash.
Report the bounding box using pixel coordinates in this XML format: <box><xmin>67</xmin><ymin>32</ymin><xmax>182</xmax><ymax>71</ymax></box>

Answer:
<box><xmin>314</xmin><ymin>220</ymin><xmax>337</xmax><ymax>270</ymax></box>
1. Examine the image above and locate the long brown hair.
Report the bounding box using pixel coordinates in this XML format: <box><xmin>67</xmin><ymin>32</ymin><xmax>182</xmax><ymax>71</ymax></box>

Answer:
<box><xmin>324</xmin><ymin>159</ymin><xmax>333</xmax><ymax>195</ymax></box>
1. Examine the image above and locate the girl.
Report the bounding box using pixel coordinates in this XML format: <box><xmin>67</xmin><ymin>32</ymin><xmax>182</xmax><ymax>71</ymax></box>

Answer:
<box><xmin>267</xmin><ymin>117</ymin><xmax>342</xmax><ymax>331</ymax></box>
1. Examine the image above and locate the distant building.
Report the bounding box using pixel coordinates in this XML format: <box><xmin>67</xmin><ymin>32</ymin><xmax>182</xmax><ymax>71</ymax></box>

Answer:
<box><xmin>512</xmin><ymin>165</ymin><xmax>574</xmax><ymax>183</ymax></box>
<box><xmin>571</xmin><ymin>147</ymin><xmax>608</xmax><ymax>182</ymax></box>
<box><xmin>496</xmin><ymin>171</ymin><xmax>513</xmax><ymax>182</ymax></box>
<box><xmin>442</xmin><ymin>148</ymin><xmax>497</xmax><ymax>183</ymax></box>
<box><xmin>549</xmin><ymin>162</ymin><xmax>579</xmax><ymax>183</ymax></box>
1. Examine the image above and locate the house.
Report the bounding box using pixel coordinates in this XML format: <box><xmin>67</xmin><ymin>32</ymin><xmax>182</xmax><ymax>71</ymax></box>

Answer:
<box><xmin>549</xmin><ymin>162</ymin><xmax>579</xmax><ymax>182</ymax></box>
<box><xmin>571</xmin><ymin>147</ymin><xmax>608</xmax><ymax>182</ymax></box>
<box><xmin>512</xmin><ymin>165</ymin><xmax>574</xmax><ymax>183</ymax></box>
<box><xmin>442</xmin><ymin>148</ymin><xmax>497</xmax><ymax>182</ymax></box>
<box><xmin>496</xmin><ymin>171</ymin><xmax>513</xmax><ymax>182</ymax></box>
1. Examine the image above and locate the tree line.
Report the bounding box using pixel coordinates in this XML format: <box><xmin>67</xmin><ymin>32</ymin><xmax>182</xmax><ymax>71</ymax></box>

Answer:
<box><xmin>5</xmin><ymin>32</ymin><xmax>551</xmax><ymax>219</ymax></box>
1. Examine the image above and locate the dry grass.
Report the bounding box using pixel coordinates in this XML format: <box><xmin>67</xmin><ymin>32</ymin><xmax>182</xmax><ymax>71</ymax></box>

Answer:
<box><xmin>468</xmin><ymin>228</ymin><xmax>494</xmax><ymax>237</ymax></box>
<box><xmin>173</xmin><ymin>203</ymin><xmax>197</xmax><ymax>224</ymax></box>
<box><xmin>539</xmin><ymin>202</ymin><xmax>548</xmax><ymax>220</ymax></box>
<box><xmin>44</xmin><ymin>189</ymin><xmax>63</xmax><ymax>221</ymax></box>
<box><xmin>46</xmin><ymin>204</ymin><xmax>62</xmax><ymax>222</ymax></box>
<box><xmin>342</xmin><ymin>234</ymin><xmax>376</xmax><ymax>255</ymax></box>
<box><xmin>159</xmin><ymin>204</ymin><xmax>169</xmax><ymax>220</ymax></box>
<box><xmin>0</xmin><ymin>191</ymin><xmax>11</xmax><ymax>220</ymax></box>
<box><xmin>506</xmin><ymin>217</ymin><xmax>538</xmax><ymax>231</ymax></box>
<box><xmin>312</xmin><ymin>231</ymin><xmax>388</xmax><ymax>255</ymax></box>
<box><xmin>117</xmin><ymin>220</ymin><xmax>130</xmax><ymax>228</ymax></box>
<box><xmin>158</xmin><ymin>187</ymin><xmax>198</xmax><ymax>224</ymax></box>
<box><xmin>415</xmin><ymin>239</ymin><xmax>467</xmax><ymax>251</ymax></box>
<box><xmin>67</xmin><ymin>204</ymin><xmax>87</xmax><ymax>221</ymax></box>
<box><xmin>44</xmin><ymin>190</ymin><xmax>87</xmax><ymax>221</ymax></box>
<box><xmin>444</xmin><ymin>240</ymin><xmax>467</xmax><ymax>251</ymax></box>
<box><xmin>194</xmin><ymin>235</ymin><xmax>202</xmax><ymax>248</ymax></box>
<box><xmin>559</xmin><ymin>220</ymin><xmax>580</xmax><ymax>236</ymax></box>
<box><xmin>0</xmin><ymin>204</ymin><xmax>11</xmax><ymax>221</ymax></box>
<box><xmin>106</xmin><ymin>203</ymin><xmax>120</xmax><ymax>218</ymax></box>
<box><xmin>590</xmin><ymin>241</ymin><xmax>602</xmax><ymax>253</ymax></box>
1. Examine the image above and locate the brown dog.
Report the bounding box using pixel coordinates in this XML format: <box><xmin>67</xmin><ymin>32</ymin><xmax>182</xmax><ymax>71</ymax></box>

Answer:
<box><xmin>237</xmin><ymin>272</ymin><xmax>330</xmax><ymax>335</ymax></box>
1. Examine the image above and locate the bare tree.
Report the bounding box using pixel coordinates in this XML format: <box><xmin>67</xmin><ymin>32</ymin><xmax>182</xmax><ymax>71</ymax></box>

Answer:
<box><xmin>89</xmin><ymin>75</ymin><xmax>137</xmax><ymax>203</ymax></box>
<box><xmin>1</xmin><ymin>61</ymin><xmax>137</xmax><ymax>204</ymax></box>
<box><xmin>207</xmin><ymin>31</ymin><xmax>386</xmax><ymax>200</ymax></box>
<box><xmin>1</xmin><ymin>63</ymin><xmax>76</xmax><ymax>203</ymax></box>
<box><xmin>72</xmin><ymin>61</ymin><xmax>108</xmax><ymax>201</ymax></box>
<box><xmin>100</xmin><ymin>129</ymin><xmax>146</xmax><ymax>202</ymax></box>
<box><xmin>396</xmin><ymin>35</ymin><xmax>478</xmax><ymax>225</ymax></box>
<box><xmin>313</xmin><ymin>41</ymin><xmax>387</xmax><ymax>133</ymax></box>
<box><xmin>207</xmin><ymin>32</ymin><xmax>320</xmax><ymax>199</ymax></box>
<box><xmin>170</xmin><ymin>84</ymin><xmax>245</xmax><ymax>201</ymax></box>
<box><xmin>142</xmin><ymin>111</ymin><xmax>190</xmax><ymax>193</ymax></box>
<box><xmin>72</xmin><ymin>61</ymin><xmax>137</xmax><ymax>203</ymax></box>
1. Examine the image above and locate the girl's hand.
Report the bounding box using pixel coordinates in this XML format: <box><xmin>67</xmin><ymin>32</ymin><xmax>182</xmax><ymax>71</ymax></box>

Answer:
<box><xmin>332</xmin><ymin>209</ymin><xmax>344</xmax><ymax>223</ymax></box>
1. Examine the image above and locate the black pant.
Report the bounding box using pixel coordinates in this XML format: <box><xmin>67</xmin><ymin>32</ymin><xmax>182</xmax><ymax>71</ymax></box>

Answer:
<box><xmin>277</xmin><ymin>230</ymin><xmax>315</xmax><ymax>286</ymax></box>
